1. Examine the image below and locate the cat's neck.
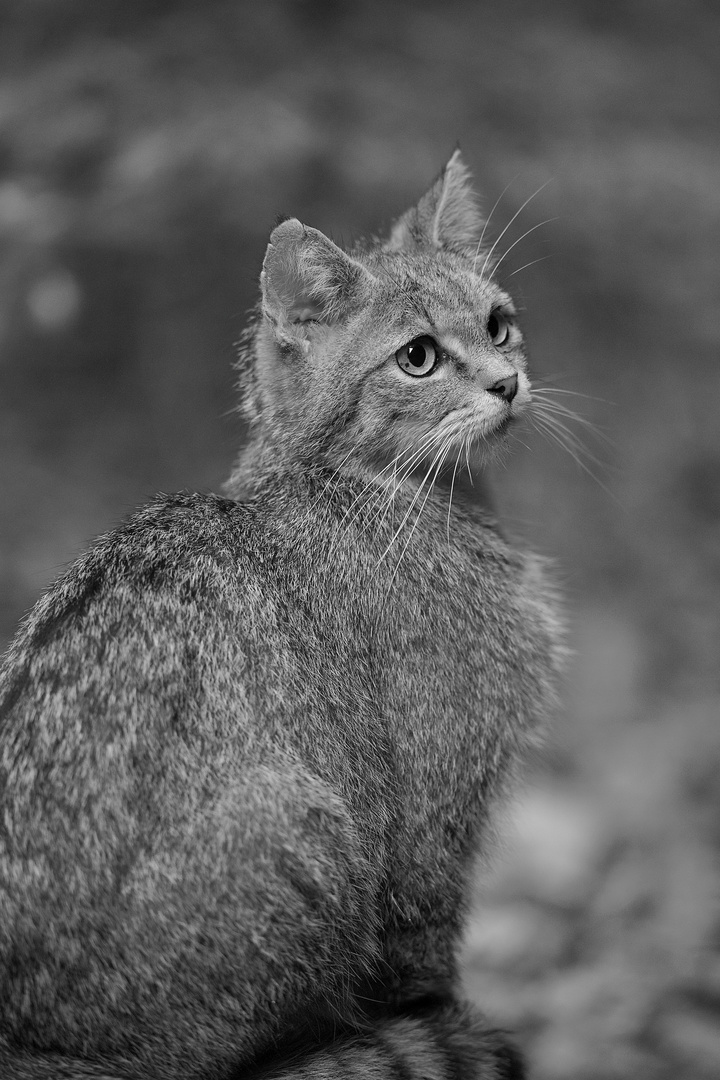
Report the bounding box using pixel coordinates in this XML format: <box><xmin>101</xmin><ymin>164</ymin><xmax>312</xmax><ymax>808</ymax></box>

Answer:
<box><xmin>225</xmin><ymin>436</ymin><xmax>497</xmax><ymax>526</ymax></box>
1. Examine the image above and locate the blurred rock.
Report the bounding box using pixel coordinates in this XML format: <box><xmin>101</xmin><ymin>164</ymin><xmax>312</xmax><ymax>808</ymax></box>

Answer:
<box><xmin>660</xmin><ymin>1008</ymin><xmax>720</xmax><ymax>1078</ymax></box>
<box><xmin>26</xmin><ymin>267</ymin><xmax>82</xmax><ymax>331</ymax></box>
<box><xmin>497</xmin><ymin>784</ymin><xmax>612</xmax><ymax>907</ymax></box>
<box><xmin>463</xmin><ymin>902</ymin><xmax>569</xmax><ymax>973</ymax></box>
<box><xmin>531</xmin><ymin>961</ymin><xmax>661</xmax><ymax>1079</ymax></box>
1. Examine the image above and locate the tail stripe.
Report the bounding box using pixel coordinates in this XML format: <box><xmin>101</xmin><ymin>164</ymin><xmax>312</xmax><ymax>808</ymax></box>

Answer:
<box><xmin>378</xmin><ymin>1017</ymin><xmax>447</xmax><ymax>1080</ymax></box>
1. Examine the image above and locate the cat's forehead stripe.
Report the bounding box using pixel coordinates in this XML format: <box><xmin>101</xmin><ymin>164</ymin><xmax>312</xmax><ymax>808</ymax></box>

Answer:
<box><xmin>373</xmin><ymin>250</ymin><xmax>499</xmax><ymax>301</ymax></box>
<box><xmin>419</xmin><ymin>264</ymin><xmax>499</xmax><ymax>308</ymax></box>
<box><xmin>438</xmin><ymin>333</ymin><xmax>468</xmax><ymax>356</ymax></box>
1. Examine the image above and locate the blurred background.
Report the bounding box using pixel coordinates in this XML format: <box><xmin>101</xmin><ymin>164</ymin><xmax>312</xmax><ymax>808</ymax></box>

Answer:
<box><xmin>0</xmin><ymin>1</ymin><xmax>718</xmax><ymax>1076</ymax></box>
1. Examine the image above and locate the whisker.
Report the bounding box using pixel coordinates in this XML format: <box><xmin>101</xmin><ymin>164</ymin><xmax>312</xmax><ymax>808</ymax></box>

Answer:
<box><xmin>531</xmin><ymin>408</ymin><xmax>600</xmax><ymax>461</ymax></box>
<box><xmin>351</xmin><ymin>430</ymin><xmax>446</xmax><ymax>539</ymax></box>
<box><xmin>530</xmin><ymin>413</ymin><xmax>583</xmax><ymax>462</ymax></box>
<box><xmin>378</xmin><ymin>437</ymin><xmax>449</xmax><ymax>566</ymax></box>
<box><xmin>488</xmin><ymin>218</ymin><xmax>558</xmax><ymax>280</ymax></box>
<box><xmin>479</xmin><ymin>178</ymin><xmax>553</xmax><ymax>282</ymax></box>
<box><xmin>471</xmin><ymin>175</ymin><xmax>520</xmax><ymax>275</ymax></box>
<box><xmin>339</xmin><ymin>467</ymin><xmax>395</xmax><ymax>530</ymax></box>
<box><xmin>365</xmin><ymin>430</ymin><xmax>444</xmax><ymax>513</ymax></box>
<box><xmin>508</xmin><ymin>428</ymin><xmax>535</xmax><ymax>454</ymax></box>
<box><xmin>504</xmin><ymin>254</ymin><xmax>554</xmax><ymax>279</ymax></box>
<box><xmin>360</xmin><ymin>462</ymin><xmax>413</xmax><ymax>537</ymax></box>
<box><xmin>446</xmin><ymin>445</ymin><xmax>463</xmax><ymax>546</ymax></box>
<box><xmin>340</xmin><ymin>440</ymin><xmax>429</xmax><ymax>526</ymax></box>
<box><xmin>386</xmin><ymin>440</ymin><xmax>452</xmax><ymax>588</ymax></box>
<box><xmin>310</xmin><ymin>446</ymin><xmax>358</xmax><ymax>509</ymax></box>
<box><xmin>533</xmin><ymin>395</ymin><xmax>600</xmax><ymax>423</ymax></box>
<box><xmin>529</xmin><ymin>413</ymin><xmax>617</xmax><ymax>500</ymax></box>
<box><xmin>531</xmin><ymin>385</ymin><xmax>616</xmax><ymax>406</ymax></box>
<box><xmin>532</xmin><ymin>397</ymin><xmax>608</xmax><ymax>432</ymax></box>
<box><xmin>531</xmin><ymin>402</ymin><xmax>613</xmax><ymax>460</ymax></box>
<box><xmin>464</xmin><ymin>436</ymin><xmax>474</xmax><ymax>484</ymax></box>
<box><xmin>531</xmin><ymin>418</ymin><xmax>607</xmax><ymax>486</ymax></box>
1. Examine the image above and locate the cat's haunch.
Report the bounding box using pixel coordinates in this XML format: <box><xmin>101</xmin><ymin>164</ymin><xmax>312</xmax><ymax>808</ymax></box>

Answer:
<box><xmin>0</xmin><ymin>152</ymin><xmax>563</xmax><ymax>1080</ymax></box>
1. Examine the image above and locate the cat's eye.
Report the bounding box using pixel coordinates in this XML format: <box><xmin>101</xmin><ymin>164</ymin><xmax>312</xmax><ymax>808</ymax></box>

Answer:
<box><xmin>395</xmin><ymin>336</ymin><xmax>439</xmax><ymax>378</ymax></box>
<box><xmin>487</xmin><ymin>310</ymin><xmax>510</xmax><ymax>347</ymax></box>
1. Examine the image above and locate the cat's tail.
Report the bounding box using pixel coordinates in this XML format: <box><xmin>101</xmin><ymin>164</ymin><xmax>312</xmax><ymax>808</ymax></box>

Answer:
<box><xmin>245</xmin><ymin>1001</ymin><xmax>525</xmax><ymax>1080</ymax></box>
<box><xmin>0</xmin><ymin>1047</ymin><xmax>123</xmax><ymax>1080</ymax></box>
<box><xmin>0</xmin><ymin>1003</ymin><xmax>524</xmax><ymax>1080</ymax></box>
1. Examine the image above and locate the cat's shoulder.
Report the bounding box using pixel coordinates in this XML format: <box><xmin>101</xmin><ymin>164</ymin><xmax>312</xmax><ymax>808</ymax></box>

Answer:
<box><xmin>51</xmin><ymin>491</ymin><xmax>254</xmax><ymax>595</ymax></box>
<box><xmin>112</xmin><ymin>490</ymin><xmax>252</xmax><ymax>557</ymax></box>
<box><xmin>0</xmin><ymin>493</ymin><xmax>258</xmax><ymax>674</ymax></box>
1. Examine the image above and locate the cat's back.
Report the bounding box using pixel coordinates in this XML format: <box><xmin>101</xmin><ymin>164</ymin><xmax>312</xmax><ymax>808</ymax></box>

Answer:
<box><xmin>0</xmin><ymin>485</ymin><xmax>395</xmax><ymax>1073</ymax></box>
<box><xmin>0</xmin><ymin>484</ymin><xmax>336</xmax><ymax>697</ymax></box>
<box><xmin>0</xmin><ymin>479</ymin><xmax>402</xmax><ymax>862</ymax></box>
<box><xmin>0</xmin><ymin>494</ymin><xmax>249</xmax><ymax>867</ymax></box>
<box><xmin>0</xmin><ymin>492</ymin><xmax>253</xmax><ymax>730</ymax></box>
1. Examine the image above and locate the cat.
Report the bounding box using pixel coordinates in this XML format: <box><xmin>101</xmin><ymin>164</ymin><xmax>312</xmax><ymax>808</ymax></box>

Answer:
<box><xmin>0</xmin><ymin>150</ymin><xmax>563</xmax><ymax>1080</ymax></box>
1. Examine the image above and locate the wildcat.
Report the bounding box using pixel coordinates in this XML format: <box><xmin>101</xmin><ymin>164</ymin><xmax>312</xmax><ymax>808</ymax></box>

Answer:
<box><xmin>0</xmin><ymin>151</ymin><xmax>563</xmax><ymax>1079</ymax></box>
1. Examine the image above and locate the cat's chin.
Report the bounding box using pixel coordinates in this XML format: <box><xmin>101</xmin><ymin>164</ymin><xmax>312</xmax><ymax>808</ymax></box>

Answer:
<box><xmin>488</xmin><ymin>413</ymin><xmax>513</xmax><ymax>438</ymax></box>
<box><xmin>459</xmin><ymin>414</ymin><xmax>517</xmax><ymax>471</ymax></box>
<box><xmin>461</xmin><ymin>410</ymin><xmax>516</xmax><ymax>453</ymax></box>
<box><xmin>381</xmin><ymin>416</ymin><xmax>513</xmax><ymax>477</ymax></box>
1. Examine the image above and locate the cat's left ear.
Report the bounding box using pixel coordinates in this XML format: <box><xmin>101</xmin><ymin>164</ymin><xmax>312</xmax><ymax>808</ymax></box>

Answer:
<box><xmin>261</xmin><ymin>219</ymin><xmax>374</xmax><ymax>340</ymax></box>
<box><xmin>387</xmin><ymin>149</ymin><xmax>484</xmax><ymax>255</ymax></box>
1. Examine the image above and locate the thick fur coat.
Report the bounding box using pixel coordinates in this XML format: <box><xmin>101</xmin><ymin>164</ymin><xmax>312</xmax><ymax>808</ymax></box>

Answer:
<box><xmin>0</xmin><ymin>153</ymin><xmax>563</xmax><ymax>1079</ymax></box>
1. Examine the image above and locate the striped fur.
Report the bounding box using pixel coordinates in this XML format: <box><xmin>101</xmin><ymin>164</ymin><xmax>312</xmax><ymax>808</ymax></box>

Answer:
<box><xmin>0</xmin><ymin>155</ymin><xmax>560</xmax><ymax>1078</ymax></box>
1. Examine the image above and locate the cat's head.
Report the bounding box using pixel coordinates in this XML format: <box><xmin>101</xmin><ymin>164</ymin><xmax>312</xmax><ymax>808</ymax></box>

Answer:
<box><xmin>241</xmin><ymin>151</ymin><xmax>531</xmax><ymax>482</ymax></box>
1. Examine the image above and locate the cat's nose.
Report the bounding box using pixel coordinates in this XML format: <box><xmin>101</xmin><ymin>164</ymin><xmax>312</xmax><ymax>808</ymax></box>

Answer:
<box><xmin>488</xmin><ymin>373</ymin><xmax>518</xmax><ymax>403</ymax></box>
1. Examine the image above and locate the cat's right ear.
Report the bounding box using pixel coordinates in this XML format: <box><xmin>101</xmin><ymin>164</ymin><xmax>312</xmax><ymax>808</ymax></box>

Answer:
<box><xmin>387</xmin><ymin>149</ymin><xmax>485</xmax><ymax>255</ymax></box>
<box><xmin>261</xmin><ymin>219</ymin><xmax>373</xmax><ymax>344</ymax></box>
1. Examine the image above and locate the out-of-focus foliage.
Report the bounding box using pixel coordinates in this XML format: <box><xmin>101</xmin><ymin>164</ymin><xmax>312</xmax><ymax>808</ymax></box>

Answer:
<box><xmin>1</xmin><ymin>2</ymin><xmax>719</xmax><ymax>1077</ymax></box>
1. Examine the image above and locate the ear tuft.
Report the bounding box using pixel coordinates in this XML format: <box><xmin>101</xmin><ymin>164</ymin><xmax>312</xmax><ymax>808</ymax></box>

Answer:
<box><xmin>387</xmin><ymin>149</ymin><xmax>484</xmax><ymax>255</ymax></box>
<box><xmin>262</xmin><ymin>220</ymin><xmax>373</xmax><ymax>331</ymax></box>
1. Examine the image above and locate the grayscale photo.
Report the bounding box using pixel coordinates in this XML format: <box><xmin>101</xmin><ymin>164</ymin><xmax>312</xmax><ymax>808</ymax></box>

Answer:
<box><xmin>0</xmin><ymin>3</ymin><xmax>718</xmax><ymax>1078</ymax></box>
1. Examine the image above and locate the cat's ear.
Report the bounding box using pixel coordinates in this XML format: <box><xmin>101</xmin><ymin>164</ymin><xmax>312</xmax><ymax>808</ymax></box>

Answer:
<box><xmin>261</xmin><ymin>219</ymin><xmax>373</xmax><ymax>338</ymax></box>
<box><xmin>387</xmin><ymin>149</ymin><xmax>484</xmax><ymax>254</ymax></box>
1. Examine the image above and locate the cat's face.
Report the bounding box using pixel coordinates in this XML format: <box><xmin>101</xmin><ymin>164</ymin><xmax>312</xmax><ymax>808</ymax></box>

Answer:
<box><xmin>250</xmin><ymin>152</ymin><xmax>531</xmax><ymax>479</ymax></box>
<box><xmin>331</xmin><ymin>248</ymin><xmax>530</xmax><ymax>474</ymax></box>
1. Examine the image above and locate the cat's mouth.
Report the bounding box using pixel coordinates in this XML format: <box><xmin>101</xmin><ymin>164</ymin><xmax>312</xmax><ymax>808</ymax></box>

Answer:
<box><xmin>387</xmin><ymin>407</ymin><xmax>513</xmax><ymax>481</ymax></box>
<box><xmin>442</xmin><ymin>399</ymin><xmax>519</xmax><ymax>443</ymax></box>
<box><xmin>375</xmin><ymin>395</ymin><xmax>524</xmax><ymax>479</ymax></box>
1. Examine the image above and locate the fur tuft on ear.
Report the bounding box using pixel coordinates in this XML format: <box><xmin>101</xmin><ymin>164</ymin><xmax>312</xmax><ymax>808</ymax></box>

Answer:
<box><xmin>387</xmin><ymin>149</ymin><xmax>484</xmax><ymax>255</ymax></box>
<box><xmin>261</xmin><ymin>219</ymin><xmax>373</xmax><ymax>332</ymax></box>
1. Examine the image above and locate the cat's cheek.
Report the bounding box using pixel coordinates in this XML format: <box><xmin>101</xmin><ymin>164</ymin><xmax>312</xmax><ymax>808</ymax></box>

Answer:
<box><xmin>512</xmin><ymin>372</ymin><xmax>533</xmax><ymax>413</ymax></box>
